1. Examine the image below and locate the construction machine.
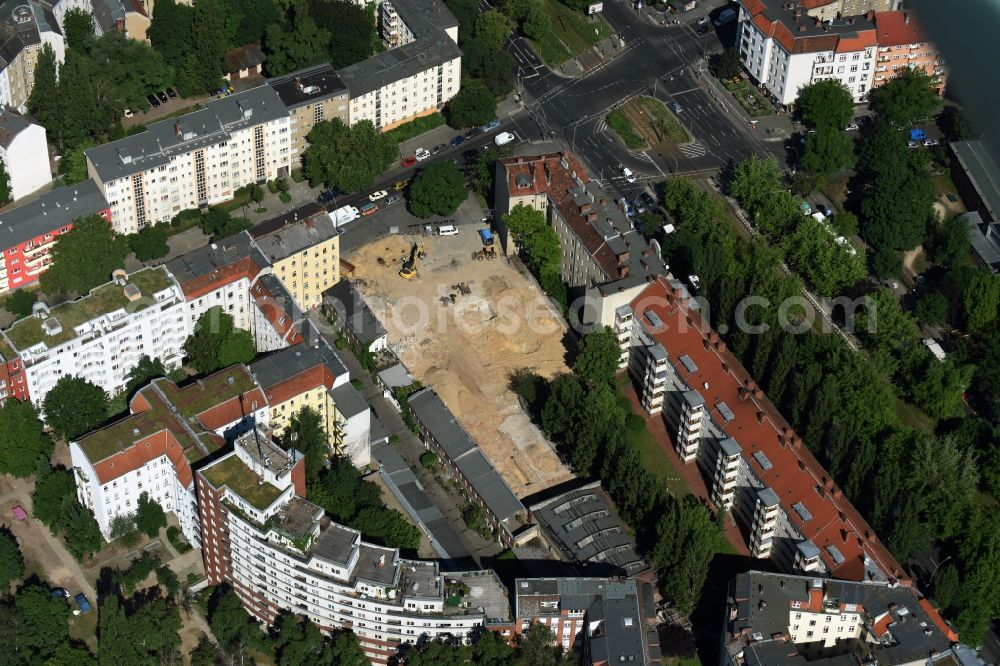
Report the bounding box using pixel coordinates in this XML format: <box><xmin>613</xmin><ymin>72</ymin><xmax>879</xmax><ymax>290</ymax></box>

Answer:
<box><xmin>472</xmin><ymin>246</ymin><xmax>496</xmax><ymax>261</ymax></box>
<box><xmin>399</xmin><ymin>243</ymin><xmax>418</xmax><ymax>279</ymax></box>
<box><xmin>417</xmin><ymin>243</ymin><xmax>427</xmax><ymax>259</ymax></box>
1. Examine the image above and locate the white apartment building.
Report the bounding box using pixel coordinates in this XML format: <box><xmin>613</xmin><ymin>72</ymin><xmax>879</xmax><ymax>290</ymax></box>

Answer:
<box><xmin>0</xmin><ymin>0</ymin><xmax>65</xmax><ymax>112</ymax></box>
<box><xmin>70</xmin><ymin>366</ymin><xmax>270</xmax><ymax>543</ymax></box>
<box><xmin>338</xmin><ymin>0</ymin><xmax>461</xmax><ymax>131</ymax></box>
<box><xmin>85</xmin><ymin>86</ymin><xmax>293</xmax><ymax>234</ymax></box>
<box><xmin>736</xmin><ymin>0</ymin><xmax>877</xmax><ymax>105</ymax></box>
<box><xmin>198</xmin><ymin>428</ymin><xmax>503</xmax><ymax>664</ymax></box>
<box><xmin>0</xmin><ymin>266</ymin><xmax>187</xmax><ymax>405</ymax></box>
<box><xmin>0</xmin><ymin>107</ymin><xmax>50</xmax><ymax>201</ymax></box>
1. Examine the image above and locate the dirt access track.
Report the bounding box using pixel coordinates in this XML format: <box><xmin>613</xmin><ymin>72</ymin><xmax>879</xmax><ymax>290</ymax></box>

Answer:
<box><xmin>348</xmin><ymin>230</ymin><xmax>575</xmax><ymax>498</ymax></box>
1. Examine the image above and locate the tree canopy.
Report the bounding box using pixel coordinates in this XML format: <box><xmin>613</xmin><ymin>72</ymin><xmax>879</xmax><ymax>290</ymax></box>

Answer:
<box><xmin>801</xmin><ymin>127</ymin><xmax>854</xmax><ymax>185</ymax></box>
<box><xmin>42</xmin><ymin>376</ymin><xmax>110</xmax><ymax>441</ymax></box>
<box><xmin>184</xmin><ymin>307</ymin><xmax>256</xmax><ymax>374</ymax></box>
<box><xmin>504</xmin><ymin>204</ymin><xmax>564</xmax><ymax>305</ymax></box>
<box><xmin>408</xmin><ymin>161</ymin><xmax>468</xmax><ymax>218</ymax></box>
<box><xmin>870</xmin><ymin>67</ymin><xmax>940</xmax><ymax>128</ymax></box>
<box><xmin>128</xmin><ymin>224</ymin><xmax>170</xmax><ymax>262</ymax></box>
<box><xmin>4</xmin><ymin>289</ymin><xmax>37</xmax><ymax>318</ymax></box>
<box><xmin>135</xmin><ymin>492</ymin><xmax>167</xmax><ymax>537</ymax></box>
<box><xmin>572</xmin><ymin>326</ymin><xmax>620</xmax><ymax>386</ymax></box>
<box><xmin>280</xmin><ymin>406</ymin><xmax>328</xmax><ymax>484</ymax></box>
<box><xmin>39</xmin><ymin>215</ymin><xmax>129</xmax><ymax>296</ymax></box>
<box><xmin>0</xmin><ymin>530</ymin><xmax>24</xmax><ymax>589</ymax></box>
<box><xmin>795</xmin><ymin>79</ymin><xmax>854</xmax><ymax>129</ymax></box>
<box><xmin>446</xmin><ymin>79</ymin><xmax>497</xmax><ymax>128</ymax></box>
<box><xmin>303</xmin><ymin>119</ymin><xmax>396</xmax><ymax>193</ymax></box>
<box><xmin>0</xmin><ymin>399</ymin><xmax>53</xmax><ymax>478</ymax></box>
<box><xmin>474</xmin><ymin>10</ymin><xmax>510</xmax><ymax>50</ymax></box>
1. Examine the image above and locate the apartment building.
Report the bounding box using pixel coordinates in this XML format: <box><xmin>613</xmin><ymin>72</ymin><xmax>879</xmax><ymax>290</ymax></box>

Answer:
<box><xmin>248</xmin><ymin>209</ymin><xmax>341</xmax><ymax>311</ymax></box>
<box><xmin>408</xmin><ymin>387</ymin><xmax>535</xmax><ymax>549</ymax></box>
<box><xmin>197</xmin><ymin>427</ymin><xmax>508</xmax><ymax>664</ymax></box>
<box><xmin>0</xmin><ymin>180</ymin><xmax>110</xmax><ymax>296</ymax></box>
<box><xmin>872</xmin><ymin>10</ymin><xmax>947</xmax><ymax>94</ymax></box>
<box><xmin>720</xmin><ymin>571</ymin><xmax>964</xmax><ymax>666</ymax></box>
<box><xmin>338</xmin><ymin>0</ymin><xmax>461</xmax><ymax>131</ymax></box>
<box><xmin>494</xmin><ymin>152</ymin><xmax>666</xmax><ymax>327</ymax></box>
<box><xmin>267</xmin><ymin>63</ymin><xmax>350</xmax><ymax>163</ymax></box>
<box><xmin>249</xmin><ymin>342</ymin><xmax>373</xmax><ymax>467</ymax></box>
<box><xmin>0</xmin><ymin>0</ymin><xmax>65</xmax><ymax>112</ymax></box>
<box><xmin>511</xmin><ymin>577</ymin><xmax>659</xmax><ymax>665</ymax></box>
<box><xmin>249</xmin><ymin>273</ymin><xmax>305</xmax><ymax>352</ymax></box>
<box><xmin>0</xmin><ymin>107</ymin><xmax>50</xmax><ymax>201</ymax></box>
<box><xmin>85</xmin><ymin>86</ymin><xmax>293</xmax><ymax>233</ymax></box>
<box><xmin>619</xmin><ymin>276</ymin><xmax>909</xmax><ymax>581</ymax></box>
<box><xmin>0</xmin><ymin>266</ymin><xmax>187</xmax><ymax>404</ymax></box>
<box><xmin>69</xmin><ymin>366</ymin><xmax>268</xmax><ymax>544</ymax></box>
<box><xmin>797</xmin><ymin>0</ymin><xmax>897</xmax><ymax>23</ymax></box>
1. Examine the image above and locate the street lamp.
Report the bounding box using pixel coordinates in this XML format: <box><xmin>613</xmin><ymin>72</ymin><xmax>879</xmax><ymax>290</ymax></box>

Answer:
<box><xmin>928</xmin><ymin>556</ymin><xmax>953</xmax><ymax>585</ymax></box>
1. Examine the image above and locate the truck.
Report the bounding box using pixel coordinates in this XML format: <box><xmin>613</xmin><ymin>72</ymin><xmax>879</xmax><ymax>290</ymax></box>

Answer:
<box><xmin>331</xmin><ymin>205</ymin><xmax>359</xmax><ymax>226</ymax></box>
<box><xmin>909</xmin><ymin>128</ymin><xmax>928</xmax><ymax>142</ymax></box>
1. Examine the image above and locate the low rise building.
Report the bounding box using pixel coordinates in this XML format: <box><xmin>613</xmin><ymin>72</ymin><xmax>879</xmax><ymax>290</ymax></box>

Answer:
<box><xmin>950</xmin><ymin>139</ymin><xmax>998</xmax><ymax>225</ymax></box>
<box><xmin>338</xmin><ymin>0</ymin><xmax>461</xmax><ymax>131</ymax></box>
<box><xmin>322</xmin><ymin>279</ymin><xmax>389</xmax><ymax>352</ymax></box>
<box><xmin>512</xmin><ymin>577</ymin><xmax>659</xmax><ymax>665</ymax></box>
<box><xmin>0</xmin><ymin>0</ymin><xmax>65</xmax><ymax>112</ymax></box>
<box><xmin>493</xmin><ymin>152</ymin><xmax>666</xmax><ymax>328</ymax></box>
<box><xmin>408</xmin><ymin>387</ymin><xmax>535</xmax><ymax>549</ymax></box>
<box><xmin>86</xmin><ymin>85</ymin><xmax>293</xmax><ymax>233</ymax></box>
<box><xmin>197</xmin><ymin>427</ymin><xmax>508</xmax><ymax>663</ymax></box>
<box><xmin>69</xmin><ymin>366</ymin><xmax>268</xmax><ymax>544</ymax></box>
<box><xmin>0</xmin><ymin>180</ymin><xmax>110</xmax><ymax>295</ymax></box>
<box><xmin>224</xmin><ymin>43</ymin><xmax>265</xmax><ymax>82</ymax></box>
<box><xmin>799</xmin><ymin>0</ymin><xmax>897</xmax><ymax>23</ymax></box>
<box><xmin>0</xmin><ymin>107</ymin><xmax>50</xmax><ymax>200</ymax></box>
<box><xmin>248</xmin><ymin>209</ymin><xmax>341</xmax><ymax>311</ymax></box>
<box><xmin>721</xmin><ymin>571</ymin><xmax>962</xmax><ymax>666</ymax></box>
<box><xmin>266</xmin><ymin>63</ymin><xmax>349</xmax><ymax>163</ymax></box>
<box><xmin>872</xmin><ymin>10</ymin><xmax>946</xmax><ymax>94</ymax></box>
<box><xmin>0</xmin><ymin>266</ymin><xmax>187</xmax><ymax>404</ymax></box>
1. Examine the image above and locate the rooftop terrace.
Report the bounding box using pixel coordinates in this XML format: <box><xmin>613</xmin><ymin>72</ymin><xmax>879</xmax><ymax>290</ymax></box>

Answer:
<box><xmin>201</xmin><ymin>453</ymin><xmax>284</xmax><ymax>510</ymax></box>
<box><xmin>4</xmin><ymin>267</ymin><xmax>175</xmax><ymax>350</ymax></box>
<box><xmin>158</xmin><ymin>367</ymin><xmax>260</xmax><ymax>419</ymax></box>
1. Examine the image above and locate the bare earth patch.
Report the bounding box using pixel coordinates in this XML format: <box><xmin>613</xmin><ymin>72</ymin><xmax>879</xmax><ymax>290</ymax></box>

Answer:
<box><xmin>348</xmin><ymin>231</ymin><xmax>574</xmax><ymax>497</ymax></box>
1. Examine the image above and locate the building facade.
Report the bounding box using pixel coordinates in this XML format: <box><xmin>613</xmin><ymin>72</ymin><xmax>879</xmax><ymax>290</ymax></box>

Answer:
<box><xmin>0</xmin><ymin>180</ymin><xmax>110</xmax><ymax>296</ymax></box>
<box><xmin>197</xmin><ymin>428</ymin><xmax>503</xmax><ymax>664</ymax></box>
<box><xmin>799</xmin><ymin>0</ymin><xmax>897</xmax><ymax>23</ymax></box>
<box><xmin>267</xmin><ymin>63</ymin><xmax>350</xmax><ymax>164</ymax></box>
<box><xmin>85</xmin><ymin>86</ymin><xmax>293</xmax><ymax>233</ymax></box>
<box><xmin>872</xmin><ymin>10</ymin><xmax>947</xmax><ymax>94</ymax></box>
<box><xmin>0</xmin><ymin>107</ymin><xmax>50</xmax><ymax>201</ymax></box>
<box><xmin>0</xmin><ymin>0</ymin><xmax>65</xmax><ymax>112</ymax></box>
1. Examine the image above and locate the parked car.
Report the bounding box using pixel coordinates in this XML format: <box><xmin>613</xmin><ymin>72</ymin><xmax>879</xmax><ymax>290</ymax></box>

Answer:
<box><xmin>359</xmin><ymin>202</ymin><xmax>379</xmax><ymax>216</ymax></box>
<box><xmin>385</xmin><ymin>194</ymin><xmax>400</xmax><ymax>206</ymax></box>
<box><xmin>634</xmin><ymin>197</ymin><xmax>648</xmax><ymax>214</ymax></box>
<box><xmin>147</xmin><ymin>94</ymin><xmax>160</xmax><ymax>108</ymax></box>
<box><xmin>465</xmin><ymin>127</ymin><xmax>482</xmax><ymax>139</ymax></box>
<box><xmin>431</xmin><ymin>144</ymin><xmax>446</xmax><ymax>155</ymax></box>
<box><xmin>415</xmin><ymin>148</ymin><xmax>430</xmax><ymax>161</ymax></box>
<box><xmin>481</xmin><ymin>119</ymin><xmax>501</xmax><ymax>132</ymax></box>
<box><xmin>696</xmin><ymin>24</ymin><xmax>710</xmax><ymax>34</ymax></box>
<box><xmin>845</xmin><ymin>122</ymin><xmax>859</xmax><ymax>131</ymax></box>
<box><xmin>318</xmin><ymin>189</ymin><xmax>338</xmax><ymax>204</ymax></box>
<box><xmin>156</xmin><ymin>91</ymin><xmax>168</xmax><ymax>103</ymax></box>
<box><xmin>50</xmin><ymin>588</ymin><xmax>70</xmax><ymax>599</ymax></box>
<box><xmin>668</xmin><ymin>101</ymin><xmax>682</xmax><ymax>113</ymax></box>
<box><xmin>368</xmin><ymin>190</ymin><xmax>388</xmax><ymax>201</ymax></box>
<box><xmin>400</xmin><ymin>155</ymin><xmax>417</xmax><ymax>167</ymax></box>
<box><xmin>639</xmin><ymin>191</ymin><xmax>656</xmax><ymax>209</ymax></box>
<box><xmin>449</xmin><ymin>135</ymin><xmax>466</xmax><ymax>147</ymax></box>
<box><xmin>908</xmin><ymin>140</ymin><xmax>920</xmax><ymax>149</ymax></box>
<box><xmin>697</xmin><ymin>15</ymin><xmax>710</xmax><ymax>25</ymax></box>
<box><xmin>166</xmin><ymin>88</ymin><xmax>177</xmax><ymax>98</ymax></box>
<box><xmin>923</xmin><ymin>138</ymin><xmax>939</xmax><ymax>147</ymax></box>
<box><xmin>494</xmin><ymin>131</ymin><xmax>515</xmax><ymax>146</ymax></box>
<box><xmin>393</xmin><ymin>179</ymin><xmax>410</xmax><ymax>191</ymax></box>
<box><xmin>622</xmin><ymin>166</ymin><xmax>636</xmax><ymax>183</ymax></box>
<box><xmin>74</xmin><ymin>594</ymin><xmax>92</xmax><ymax>614</ymax></box>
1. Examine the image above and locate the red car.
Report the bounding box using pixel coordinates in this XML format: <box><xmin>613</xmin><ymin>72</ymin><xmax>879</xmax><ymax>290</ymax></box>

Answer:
<box><xmin>400</xmin><ymin>156</ymin><xmax>417</xmax><ymax>167</ymax></box>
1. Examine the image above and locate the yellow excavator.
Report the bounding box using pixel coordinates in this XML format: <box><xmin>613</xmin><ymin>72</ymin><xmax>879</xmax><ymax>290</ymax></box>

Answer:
<box><xmin>399</xmin><ymin>243</ymin><xmax>418</xmax><ymax>279</ymax></box>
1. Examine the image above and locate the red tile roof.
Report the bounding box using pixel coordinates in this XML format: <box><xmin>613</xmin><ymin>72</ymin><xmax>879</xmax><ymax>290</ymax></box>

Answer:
<box><xmin>93</xmin><ymin>430</ymin><xmax>193</xmax><ymax>487</ymax></box>
<box><xmin>252</xmin><ymin>279</ymin><xmax>304</xmax><ymax>346</ymax></box>
<box><xmin>178</xmin><ymin>257</ymin><xmax>262</xmax><ymax>301</ymax></box>
<box><xmin>875</xmin><ymin>10</ymin><xmax>929</xmax><ymax>47</ymax></box>
<box><xmin>630</xmin><ymin>277</ymin><xmax>904</xmax><ymax>582</ymax></box>
<box><xmin>835</xmin><ymin>29</ymin><xmax>876</xmax><ymax>53</ymax></box>
<box><xmin>263</xmin><ymin>364</ymin><xmax>334</xmax><ymax>406</ymax></box>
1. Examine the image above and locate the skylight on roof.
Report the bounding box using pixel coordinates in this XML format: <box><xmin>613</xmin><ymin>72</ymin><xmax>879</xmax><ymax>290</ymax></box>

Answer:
<box><xmin>826</xmin><ymin>545</ymin><xmax>845</xmax><ymax>565</ymax></box>
<box><xmin>753</xmin><ymin>451</ymin><xmax>773</xmax><ymax>471</ymax></box>
<box><xmin>679</xmin><ymin>354</ymin><xmax>698</xmax><ymax>373</ymax></box>
<box><xmin>716</xmin><ymin>402</ymin><xmax>735</xmax><ymax>422</ymax></box>
<box><xmin>792</xmin><ymin>502</ymin><xmax>812</xmax><ymax>523</ymax></box>
<box><xmin>644</xmin><ymin>310</ymin><xmax>663</xmax><ymax>328</ymax></box>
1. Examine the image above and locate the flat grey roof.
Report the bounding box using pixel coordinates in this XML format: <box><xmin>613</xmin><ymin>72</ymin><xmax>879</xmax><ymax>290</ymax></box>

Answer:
<box><xmin>378</xmin><ymin>363</ymin><xmax>413</xmax><ymax>389</ymax></box>
<box><xmin>963</xmin><ymin>210</ymin><xmax>1000</xmax><ymax>271</ymax></box>
<box><xmin>311</xmin><ymin>519</ymin><xmax>360</xmax><ymax>566</ymax></box>
<box><xmin>267</xmin><ymin>62</ymin><xmax>348</xmax><ymax>110</ymax></box>
<box><xmin>952</xmin><ymin>140</ymin><xmax>1000</xmax><ymax>222</ymax></box>
<box><xmin>248</xmin><ymin>342</ymin><xmax>346</xmax><ymax>390</ymax></box>
<box><xmin>354</xmin><ymin>543</ymin><xmax>399</xmax><ymax>586</ymax></box>
<box><xmin>324</xmin><ymin>280</ymin><xmax>387</xmax><ymax>346</ymax></box>
<box><xmin>0</xmin><ymin>181</ymin><xmax>108</xmax><ymax>251</ymax></box>
<box><xmin>409</xmin><ymin>388</ymin><xmax>524</xmax><ymax>525</ymax></box>
<box><xmin>250</xmin><ymin>212</ymin><xmax>340</xmax><ymax>263</ymax></box>
<box><xmin>0</xmin><ymin>107</ymin><xmax>34</xmax><ymax>148</ymax></box>
<box><xmin>328</xmin><ymin>382</ymin><xmax>369</xmax><ymax>419</ymax></box>
<box><xmin>165</xmin><ymin>231</ymin><xmax>269</xmax><ymax>287</ymax></box>
<box><xmin>86</xmin><ymin>85</ymin><xmax>288</xmax><ymax>182</ymax></box>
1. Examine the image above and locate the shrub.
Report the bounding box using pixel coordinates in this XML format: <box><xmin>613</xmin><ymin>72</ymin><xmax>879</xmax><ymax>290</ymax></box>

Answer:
<box><xmin>419</xmin><ymin>451</ymin><xmax>438</xmax><ymax>469</ymax></box>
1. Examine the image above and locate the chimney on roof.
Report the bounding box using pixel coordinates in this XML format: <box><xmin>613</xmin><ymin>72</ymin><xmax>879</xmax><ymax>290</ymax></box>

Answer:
<box><xmin>738</xmin><ymin>386</ymin><xmax>749</xmax><ymax>402</ymax></box>
<box><xmin>587</xmin><ymin>212</ymin><xmax>597</xmax><ymax>222</ymax></box>
<box><xmin>793</xmin><ymin>435</ymin><xmax>803</xmax><ymax>448</ymax></box>
<box><xmin>714</xmin><ymin>340</ymin><xmax>725</xmax><ymax>352</ymax></box>
<box><xmin>866</xmin><ymin>9</ymin><xmax>874</xmax><ymax>20</ymax></box>
<box><xmin>904</xmin><ymin>11</ymin><xmax>909</xmax><ymax>24</ymax></box>
<box><xmin>756</xmin><ymin>411</ymin><xmax>765</xmax><ymax>424</ymax></box>
<box><xmin>833</xmin><ymin>488</ymin><xmax>842</xmax><ymax>498</ymax></box>
<box><xmin>798</xmin><ymin>23</ymin><xmax>806</xmax><ymax>32</ymax></box>
<box><xmin>753</xmin><ymin>388</ymin><xmax>764</xmax><ymax>399</ymax></box>
<box><xmin>175</xmin><ymin>120</ymin><xmax>182</xmax><ymax>137</ymax></box>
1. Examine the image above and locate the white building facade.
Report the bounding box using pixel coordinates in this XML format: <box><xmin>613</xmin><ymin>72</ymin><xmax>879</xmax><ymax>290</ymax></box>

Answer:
<box><xmin>0</xmin><ymin>109</ymin><xmax>51</xmax><ymax>201</ymax></box>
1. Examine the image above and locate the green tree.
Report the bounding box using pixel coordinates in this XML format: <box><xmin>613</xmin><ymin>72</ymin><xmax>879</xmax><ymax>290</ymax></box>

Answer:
<box><xmin>32</xmin><ymin>467</ymin><xmax>76</xmax><ymax>528</ymax></box>
<box><xmin>408</xmin><ymin>161</ymin><xmax>468</xmax><ymax>218</ymax></box>
<box><xmin>308</xmin><ymin>0</ymin><xmax>377</xmax><ymax>69</ymax></box>
<box><xmin>0</xmin><ymin>398</ymin><xmax>53</xmax><ymax>478</ymax></box>
<box><xmin>43</xmin><ymin>375</ymin><xmax>109</xmax><ymax>440</ymax></box>
<box><xmin>280</xmin><ymin>406</ymin><xmax>328</xmax><ymax>484</ymax></box>
<box><xmin>475</xmin><ymin>10</ymin><xmax>510</xmax><ymax>50</ymax></box>
<box><xmin>231</xmin><ymin>0</ymin><xmax>280</xmax><ymax>46</ymax></box>
<box><xmin>795</xmin><ymin>79</ymin><xmax>854</xmax><ymax>129</ymax></box>
<box><xmin>184</xmin><ymin>307</ymin><xmax>254</xmax><ymax>374</ymax></box>
<box><xmin>446</xmin><ymin>79</ymin><xmax>497</xmax><ymax>128</ymax></box>
<box><xmin>0</xmin><ymin>530</ymin><xmax>24</xmax><ymax>589</ymax></box>
<box><xmin>39</xmin><ymin>215</ymin><xmax>129</xmax><ymax>296</ymax></box>
<box><xmin>188</xmin><ymin>635</ymin><xmax>222</xmax><ymax>666</ymax></box>
<box><xmin>98</xmin><ymin>595</ymin><xmax>143</xmax><ymax>666</ymax></box>
<box><xmin>927</xmin><ymin>215</ymin><xmax>969</xmax><ymax>269</ymax></box>
<box><xmin>915</xmin><ymin>291</ymin><xmax>948</xmax><ymax>326</ymax></box>
<box><xmin>710</xmin><ymin>47</ymin><xmax>742</xmax><ymax>80</ymax></box>
<box><xmin>125</xmin><ymin>355</ymin><xmax>166</xmax><ymax>396</ymax></box>
<box><xmin>327</xmin><ymin>629</ymin><xmax>370</xmax><ymax>666</ymax></box>
<box><xmin>541</xmin><ymin>374</ymin><xmax>585</xmax><ymax>444</ymax></box>
<box><xmin>209</xmin><ymin>586</ymin><xmax>263</xmax><ymax>655</ymax></box>
<box><xmin>0</xmin><ymin>159</ymin><xmax>10</xmax><ymax>205</ymax></box>
<box><xmin>3</xmin><ymin>289</ymin><xmax>37</xmax><ymax>318</ymax></box>
<box><xmin>302</xmin><ymin>119</ymin><xmax>396</xmax><ymax>193</ymax></box>
<box><xmin>406</xmin><ymin>638</ymin><xmax>472</xmax><ymax>666</ymax></box>
<box><xmin>572</xmin><ymin>326</ymin><xmax>619</xmax><ymax>386</ymax></box>
<box><xmin>784</xmin><ymin>217</ymin><xmax>866</xmax><ymax>296</ymax></box>
<box><xmin>46</xmin><ymin>645</ymin><xmax>95</xmax><ymax>666</ymax></box>
<box><xmin>522</xmin><ymin>0</ymin><xmax>551</xmax><ymax>41</ymax></box>
<box><xmin>504</xmin><ymin>204</ymin><xmax>561</xmax><ymax>283</ymax></box>
<box><xmin>128</xmin><ymin>223</ymin><xmax>170</xmax><ymax>262</ymax></box>
<box><xmin>651</xmin><ymin>496</ymin><xmax>721</xmax><ymax>614</ymax></box>
<box><xmin>730</xmin><ymin>155</ymin><xmax>784</xmax><ymax>217</ymax></box>
<box><xmin>135</xmin><ymin>491</ymin><xmax>167</xmax><ymax>537</ymax></box>
<box><xmin>351</xmin><ymin>506</ymin><xmax>421</xmax><ymax>550</ymax></box>
<box><xmin>264</xmin><ymin>4</ymin><xmax>331</xmax><ymax>76</ymax></box>
<box><xmin>801</xmin><ymin>127</ymin><xmax>855</xmax><ymax>185</ymax></box>
<box><xmin>64</xmin><ymin>8</ymin><xmax>96</xmax><ymax>52</ymax></box>
<box><xmin>186</xmin><ymin>0</ymin><xmax>230</xmax><ymax>95</ymax></box>
<box><xmin>938</xmin><ymin>105</ymin><xmax>973</xmax><ymax>142</ymax></box>
<box><xmin>961</xmin><ymin>271</ymin><xmax>1000</xmax><ymax>332</ymax></box>
<box><xmin>870</xmin><ymin>67</ymin><xmax>940</xmax><ymax>128</ymax></box>
<box><xmin>832</xmin><ymin>210</ymin><xmax>859</xmax><ymax>237</ymax></box>
<box><xmin>27</xmin><ymin>44</ymin><xmax>59</xmax><ymax>132</ymax></box>
<box><xmin>463</xmin><ymin>38</ymin><xmax>514</xmax><ymax>97</ymax></box>
<box><xmin>15</xmin><ymin>585</ymin><xmax>70</xmax><ymax>658</ymax></box>
<box><xmin>148</xmin><ymin>0</ymin><xmax>196</xmax><ymax>68</ymax></box>
<box><xmin>216</xmin><ymin>328</ymin><xmax>256</xmax><ymax>367</ymax></box>
<box><xmin>59</xmin><ymin>144</ymin><xmax>93</xmax><ymax>185</ymax></box>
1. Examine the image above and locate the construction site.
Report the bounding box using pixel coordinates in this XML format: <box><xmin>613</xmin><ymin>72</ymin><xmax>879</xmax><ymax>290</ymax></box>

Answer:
<box><xmin>347</xmin><ymin>228</ymin><xmax>575</xmax><ymax>498</ymax></box>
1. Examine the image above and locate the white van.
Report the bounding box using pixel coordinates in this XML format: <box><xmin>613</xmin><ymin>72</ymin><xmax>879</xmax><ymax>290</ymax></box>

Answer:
<box><xmin>494</xmin><ymin>131</ymin><xmax>515</xmax><ymax>146</ymax></box>
<box><xmin>438</xmin><ymin>225</ymin><xmax>458</xmax><ymax>236</ymax></box>
<box><xmin>622</xmin><ymin>166</ymin><xmax>636</xmax><ymax>183</ymax></box>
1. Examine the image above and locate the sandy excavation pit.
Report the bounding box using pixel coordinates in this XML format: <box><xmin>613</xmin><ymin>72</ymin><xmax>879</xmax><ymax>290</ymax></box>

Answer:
<box><xmin>348</xmin><ymin>231</ymin><xmax>574</xmax><ymax>497</ymax></box>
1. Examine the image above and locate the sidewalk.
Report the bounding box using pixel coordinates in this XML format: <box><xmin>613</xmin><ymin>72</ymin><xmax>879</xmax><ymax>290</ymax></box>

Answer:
<box><xmin>697</xmin><ymin>67</ymin><xmax>795</xmax><ymax>141</ymax></box>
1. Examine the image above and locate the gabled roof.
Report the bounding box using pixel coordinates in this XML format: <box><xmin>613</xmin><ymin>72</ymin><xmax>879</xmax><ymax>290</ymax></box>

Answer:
<box><xmin>166</xmin><ymin>231</ymin><xmax>269</xmax><ymax>299</ymax></box>
<box><xmin>874</xmin><ymin>10</ymin><xmax>930</xmax><ymax>47</ymax></box>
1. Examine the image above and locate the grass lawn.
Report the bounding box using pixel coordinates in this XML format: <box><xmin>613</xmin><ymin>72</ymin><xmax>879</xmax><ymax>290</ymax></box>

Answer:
<box><xmin>732</xmin><ymin>84</ymin><xmax>772</xmax><ymax>117</ymax></box>
<box><xmin>384</xmin><ymin>112</ymin><xmax>446</xmax><ymax>144</ymax></box>
<box><xmin>893</xmin><ymin>397</ymin><xmax>935</xmax><ymax>433</ymax></box>
<box><xmin>607</xmin><ymin>109</ymin><xmax>646</xmax><ymax>150</ymax></box>
<box><xmin>529</xmin><ymin>0</ymin><xmax>612</xmax><ymax>66</ymax></box>
<box><xmin>69</xmin><ymin>610</ymin><xmax>99</xmax><ymax>652</ymax></box>
<box><xmin>638</xmin><ymin>96</ymin><xmax>689</xmax><ymax>144</ymax></box>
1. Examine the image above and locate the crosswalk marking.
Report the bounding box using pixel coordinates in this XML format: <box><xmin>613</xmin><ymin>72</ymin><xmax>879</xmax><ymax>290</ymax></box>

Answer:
<box><xmin>678</xmin><ymin>141</ymin><xmax>706</xmax><ymax>158</ymax></box>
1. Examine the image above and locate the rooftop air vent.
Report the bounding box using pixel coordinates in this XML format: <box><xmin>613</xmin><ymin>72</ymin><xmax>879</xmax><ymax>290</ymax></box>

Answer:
<box><xmin>42</xmin><ymin>317</ymin><xmax>62</xmax><ymax>336</ymax></box>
